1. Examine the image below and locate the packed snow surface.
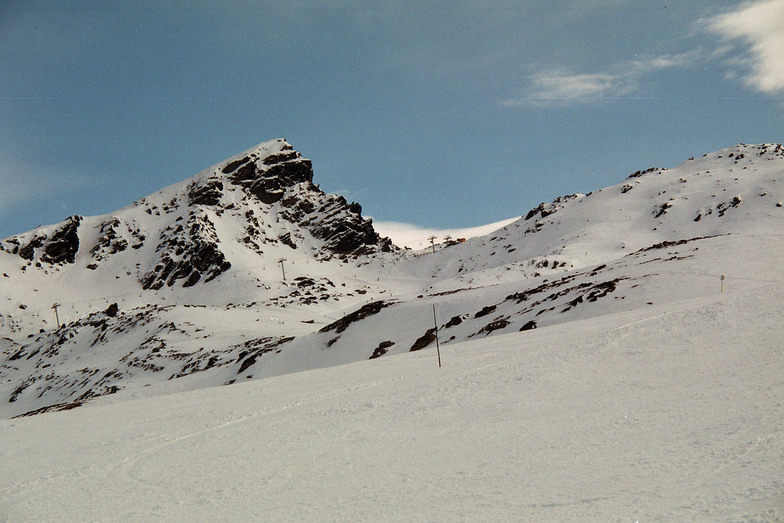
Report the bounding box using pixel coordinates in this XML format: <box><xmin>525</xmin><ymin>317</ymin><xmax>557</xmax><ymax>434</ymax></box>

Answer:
<box><xmin>1</xmin><ymin>282</ymin><xmax>782</xmax><ymax>520</ymax></box>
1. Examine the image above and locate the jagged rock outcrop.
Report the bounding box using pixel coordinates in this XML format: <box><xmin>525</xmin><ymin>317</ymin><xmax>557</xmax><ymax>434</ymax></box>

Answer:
<box><xmin>187</xmin><ymin>176</ymin><xmax>223</xmax><ymax>206</ymax></box>
<box><xmin>4</xmin><ymin>215</ymin><xmax>83</xmax><ymax>265</ymax></box>
<box><xmin>140</xmin><ymin>210</ymin><xmax>231</xmax><ymax>290</ymax></box>
<box><xmin>222</xmin><ymin>142</ymin><xmax>313</xmax><ymax>204</ymax></box>
<box><xmin>216</xmin><ymin>140</ymin><xmax>391</xmax><ymax>254</ymax></box>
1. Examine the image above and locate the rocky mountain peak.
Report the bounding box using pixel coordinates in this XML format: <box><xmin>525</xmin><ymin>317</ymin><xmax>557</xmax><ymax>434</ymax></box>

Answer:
<box><xmin>184</xmin><ymin>139</ymin><xmax>311</xmax><ymax>207</ymax></box>
<box><xmin>1</xmin><ymin>139</ymin><xmax>393</xmax><ymax>292</ymax></box>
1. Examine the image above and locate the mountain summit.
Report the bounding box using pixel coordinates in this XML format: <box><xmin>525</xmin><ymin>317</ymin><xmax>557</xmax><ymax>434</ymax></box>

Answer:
<box><xmin>1</xmin><ymin>139</ymin><xmax>392</xmax><ymax>292</ymax></box>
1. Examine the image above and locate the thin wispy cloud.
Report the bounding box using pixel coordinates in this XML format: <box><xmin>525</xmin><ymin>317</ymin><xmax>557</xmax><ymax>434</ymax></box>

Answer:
<box><xmin>707</xmin><ymin>0</ymin><xmax>784</xmax><ymax>95</ymax></box>
<box><xmin>504</xmin><ymin>71</ymin><xmax>626</xmax><ymax>107</ymax></box>
<box><xmin>503</xmin><ymin>51</ymin><xmax>702</xmax><ymax>107</ymax></box>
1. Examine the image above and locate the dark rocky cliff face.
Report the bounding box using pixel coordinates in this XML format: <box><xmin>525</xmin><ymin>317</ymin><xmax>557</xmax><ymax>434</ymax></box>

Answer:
<box><xmin>140</xmin><ymin>211</ymin><xmax>231</xmax><ymax>290</ymax></box>
<box><xmin>5</xmin><ymin>215</ymin><xmax>83</xmax><ymax>265</ymax></box>
<box><xmin>303</xmin><ymin>196</ymin><xmax>389</xmax><ymax>254</ymax></box>
<box><xmin>137</xmin><ymin>140</ymin><xmax>392</xmax><ymax>288</ymax></box>
<box><xmin>216</xmin><ymin>141</ymin><xmax>392</xmax><ymax>255</ymax></box>
<box><xmin>222</xmin><ymin>143</ymin><xmax>314</xmax><ymax>205</ymax></box>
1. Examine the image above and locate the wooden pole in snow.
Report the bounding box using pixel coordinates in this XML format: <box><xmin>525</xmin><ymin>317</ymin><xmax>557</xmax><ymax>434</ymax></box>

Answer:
<box><xmin>432</xmin><ymin>304</ymin><xmax>441</xmax><ymax>368</ymax></box>
<box><xmin>51</xmin><ymin>303</ymin><xmax>61</xmax><ymax>328</ymax></box>
<box><xmin>278</xmin><ymin>257</ymin><xmax>287</xmax><ymax>281</ymax></box>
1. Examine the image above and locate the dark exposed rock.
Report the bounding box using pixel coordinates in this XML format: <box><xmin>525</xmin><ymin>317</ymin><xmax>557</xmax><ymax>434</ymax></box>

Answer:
<box><xmin>585</xmin><ymin>279</ymin><xmax>621</xmax><ymax>302</ymax></box>
<box><xmin>717</xmin><ymin>195</ymin><xmax>742</xmax><ymax>217</ymax></box>
<box><xmin>262</xmin><ymin>151</ymin><xmax>299</xmax><ymax>165</ymax></box>
<box><xmin>12</xmin><ymin>400</ymin><xmax>85</xmax><ymax>418</ymax></box>
<box><xmin>42</xmin><ymin>215</ymin><xmax>82</xmax><ymax>264</ymax></box>
<box><xmin>653</xmin><ymin>201</ymin><xmax>672</xmax><ymax>218</ymax></box>
<box><xmin>221</xmin><ymin>145</ymin><xmax>392</xmax><ymax>256</ymax></box>
<box><xmin>18</xmin><ymin>236</ymin><xmax>45</xmax><ymax>261</ymax></box>
<box><xmin>263</xmin><ymin>159</ymin><xmax>313</xmax><ymax>185</ymax></box>
<box><xmin>15</xmin><ymin>216</ymin><xmax>83</xmax><ymax>264</ymax></box>
<box><xmin>222</xmin><ymin>156</ymin><xmax>250</xmax><ymax>174</ymax></box>
<box><xmin>91</xmin><ymin>218</ymin><xmax>129</xmax><ymax>262</ymax></box>
<box><xmin>520</xmin><ymin>320</ymin><xmax>537</xmax><ymax>331</ymax></box>
<box><xmin>229</xmin><ymin>161</ymin><xmax>258</xmax><ymax>183</ymax></box>
<box><xmin>444</xmin><ymin>315</ymin><xmax>463</xmax><ymax>328</ymax></box>
<box><xmin>278</xmin><ymin>232</ymin><xmax>298</xmax><ymax>249</ymax></box>
<box><xmin>220</xmin><ymin>144</ymin><xmax>395</xmax><ymax>257</ymax></box>
<box><xmin>105</xmin><ymin>303</ymin><xmax>119</xmax><ymax>317</ymax></box>
<box><xmin>628</xmin><ymin>166</ymin><xmax>666</xmax><ymax>179</ymax></box>
<box><xmin>235</xmin><ymin>336</ymin><xmax>294</xmax><ymax>374</ymax></box>
<box><xmin>474</xmin><ymin>305</ymin><xmax>497</xmax><ymax>318</ymax></box>
<box><xmin>188</xmin><ymin>177</ymin><xmax>224</xmax><ymax>206</ymax></box>
<box><xmin>295</xmin><ymin>277</ymin><xmax>316</xmax><ymax>288</ymax></box>
<box><xmin>632</xmin><ymin>235</ymin><xmax>721</xmax><ymax>254</ymax></box>
<box><xmin>308</xmin><ymin>198</ymin><xmax>389</xmax><ymax>254</ymax></box>
<box><xmin>228</xmin><ymin>154</ymin><xmax>313</xmax><ymax>192</ymax></box>
<box><xmin>319</xmin><ymin>300</ymin><xmax>394</xmax><ymax>335</ymax></box>
<box><xmin>409</xmin><ymin>328</ymin><xmax>436</xmax><ymax>352</ymax></box>
<box><xmin>477</xmin><ymin>317</ymin><xmax>510</xmax><ymax>336</ymax></box>
<box><xmin>183</xmin><ymin>270</ymin><xmax>202</xmax><ymax>287</ymax></box>
<box><xmin>227</xmin><ymin>151</ymin><xmax>315</xmax><ymax>207</ymax></box>
<box><xmin>369</xmin><ymin>340</ymin><xmax>395</xmax><ymax>359</ymax></box>
<box><xmin>523</xmin><ymin>194</ymin><xmax>580</xmax><ymax>221</ymax></box>
<box><xmin>248</xmin><ymin>178</ymin><xmax>285</xmax><ymax>205</ymax></box>
<box><xmin>140</xmin><ymin>212</ymin><xmax>230</xmax><ymax>290</ymax></box>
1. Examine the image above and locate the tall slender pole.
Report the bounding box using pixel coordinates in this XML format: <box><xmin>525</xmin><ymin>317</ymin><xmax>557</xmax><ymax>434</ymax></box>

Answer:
<box><xmin>51</xmin><ymin>303</ymin><xmax>61</xmax><ymax>328</ymax></box>
<box><xmin>432</xmin><ymin>304</ymin><xmax>441</xmax><ymax>368</ymax></box>
<box><xmin>428</xmin><ymin>235</ymin><xmax>437</xmax><ymax>254</ymax></box>
<box><xmin>278</xmin><ymin>257</ymin><xmax>287</xmax><ymax>281</ymax></box>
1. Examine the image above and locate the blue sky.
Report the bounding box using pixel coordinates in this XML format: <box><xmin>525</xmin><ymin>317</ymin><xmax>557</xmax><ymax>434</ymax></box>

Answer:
<box><xmin>1</xmin><ymin>0</ymin><xmax>783</xmax><ymax>239</ymax></box>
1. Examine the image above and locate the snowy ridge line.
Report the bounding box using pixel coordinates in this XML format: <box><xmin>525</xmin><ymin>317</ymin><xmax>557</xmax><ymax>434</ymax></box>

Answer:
<box><xmin>1</xmin><ymin>141</ymin><xmax>784</xmax><ymax>418</ymax></box>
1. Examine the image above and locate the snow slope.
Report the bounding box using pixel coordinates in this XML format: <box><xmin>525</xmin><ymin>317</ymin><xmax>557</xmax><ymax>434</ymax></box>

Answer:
<box><xmin>1</xmin><ymin>140</ymin><xmax>783</xmax><ymax>520</ymax></box>
<box><xmin>1</xmin><ymin>280</ymin><xmax>782</xmax><ymax>521</ymax></box>
<box><xmin>1</xmin><ymin>141</ymin><xmax>783</xmax><ymax>422</ymax></box>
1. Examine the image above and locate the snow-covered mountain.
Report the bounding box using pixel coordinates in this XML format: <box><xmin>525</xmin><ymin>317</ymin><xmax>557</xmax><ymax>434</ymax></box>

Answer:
<box><xmin>1</xmin><ymin>141</ymin><xmax>783</xmax><ymax>418</ymax></box>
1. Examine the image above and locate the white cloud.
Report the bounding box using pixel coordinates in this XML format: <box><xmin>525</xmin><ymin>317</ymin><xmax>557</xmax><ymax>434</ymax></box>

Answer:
<box><xmin>632</xmin><ymin>50</ymin><xmax>703</xmax><ymax>72</ymax></box>
<box><xmin>373</xmin><ymin>217</ymin><xmax>518</xmax><ymax>250</ymax></box>
<box><xmin>503</xmin><ymin>71</ymin><xmax>630</xmax><ymax>107</ymax></box>
<box><xmin>503</xmin><ymin>51</ymin><xmax>701</xmax><ymax>107</ymax></box>
<box><xmin>707</xmin><ymin>0</ymin><xmax>784</xmax><ymax>95</ymax></box>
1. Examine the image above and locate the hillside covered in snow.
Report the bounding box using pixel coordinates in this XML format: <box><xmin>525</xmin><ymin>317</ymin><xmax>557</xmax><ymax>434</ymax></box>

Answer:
<box><xmin>1</xmin><ymin>141</ymin><xmax>783</xmax><ymax>420</ymax></box>
<box><xmin>1</xmin><ymin>140</ymin><xmax>783</xmax><ymax>519</ymax></box>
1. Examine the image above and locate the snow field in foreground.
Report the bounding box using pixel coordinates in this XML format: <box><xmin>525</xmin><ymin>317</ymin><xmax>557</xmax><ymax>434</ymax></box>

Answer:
<box><xmin>1</xmin><ymin>281</ymin><xmax>783</xmax><ymax>521</ymax></box>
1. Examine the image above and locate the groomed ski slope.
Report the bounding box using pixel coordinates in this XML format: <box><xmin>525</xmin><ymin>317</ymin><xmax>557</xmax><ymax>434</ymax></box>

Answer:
<box><xmin>2</xmin><ymin>279</ymin><xmax>782</xmax><ymax>521</ymax></box>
